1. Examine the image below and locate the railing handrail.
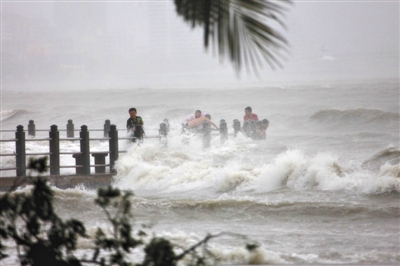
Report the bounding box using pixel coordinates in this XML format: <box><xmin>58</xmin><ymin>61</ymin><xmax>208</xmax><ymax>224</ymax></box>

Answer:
<box><xmin>0</xmin><ymin>137</ymin><xmax>121</xmax><ymax>142</ymax></box>
<box><xmin>0</xmin><ymin>118</ymin><xmax>236</xmax><ymax>178</ymax></box>
<box><xmin>0</xmin><ymin>128</ymin><xmax>103</xmax><ymax>133</ymax></box>
<box><xmin>26</xmin><ymin>152</ymin><xmax>52</xmax><ymax>156</ymax></box>
<box><xmin>60</xmin><ymin>152</ymin><xmax>82</xmax><ymax>155</ymax></box>
<box><xmin>1</xmin><ymin>128</ymin><xmax>162</xmax><ymax>133</ymax></box>
<box><xmin>89</xmin><ymin>138</ymin><xmax>111</xmax><ymax>141</ymax></box>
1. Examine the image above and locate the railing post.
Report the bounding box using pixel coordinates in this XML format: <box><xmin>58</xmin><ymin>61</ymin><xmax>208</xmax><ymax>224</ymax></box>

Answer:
<box><xmin>28</xmin><ymin>120</ymin><xmax>35</xmax><ymax>137</ymax></box>
<box><xmin>104</xmin><ymin>119</ymin><xmax>111</xmax><ymax>138</ymax></box>
<box><xmin>233</xmin><ymin>119</ymin><xmax>241</xmax><ymax>137</ymax></box>
<box><xmin>109</xmin><ymin>125</ymin><xmax>118</xmax><ymax>174</ymax></box>
<box><xmin>67</xmin><ymin>119</ymin><xmax>74</xmax><ymax>138</ymax></box>
<box><xmin>219</xmin><ymin>119</ymin><xmax>228</xmax><ymax>143</ymax></box>
<box><xmin>92</xmin><ymin>153</ymin><xmax>108</xmax><ymax>174</ymax></box>
<box><xmin>49</xmin><ymin>125</ymin><xmax>60</xmax><ymax>175</ymax></box>
<box><xmin>159</xmin><ymin>121</ymin><xmax>168</xmax><ymax>147</ymax></box>
<box><xmin>163</xmin><ymin>119</ymin><xmax>170</xmax><ymax>132</ymax></box>
<box><xmin>15</xmin><ymin>125</ymin><xmax>26</xmax><ymax>177</ymax></box>
<box><xmin>202</xmin><ymin>121</ymin><xmax>211</xmax><ymax>149</ymax></box>
<box><xmin>72</xmin><ymin>153</ymin><xmax>83</xmax><ymax>175</ymax></box>
<box><xmin>80</xmin><ymin>125</ymin><xmax>90</xmax><ymax>175</ymax></box>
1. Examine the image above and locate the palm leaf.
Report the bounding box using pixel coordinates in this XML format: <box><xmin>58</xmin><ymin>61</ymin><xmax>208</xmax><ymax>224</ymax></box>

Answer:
<box><xmin>174</xmin><ymin>0</ymin><xmax>291</xmax><ymax>75</ymax></box>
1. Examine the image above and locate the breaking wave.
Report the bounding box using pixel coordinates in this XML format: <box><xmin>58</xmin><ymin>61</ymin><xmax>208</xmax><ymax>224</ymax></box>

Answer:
<box><xmin>112</xmin><ymin>141</ymin><xmax>400</xmax><ymax>195</ymax></box>
<box><xmin>363</xmin><ymin>146</ymin><xmax>400</xmax><ymax>171</ymax></box>
<box><xmin>0</xmin><ymin>109</ymin><xmax>23</xmax><ymax>122</ymax></box>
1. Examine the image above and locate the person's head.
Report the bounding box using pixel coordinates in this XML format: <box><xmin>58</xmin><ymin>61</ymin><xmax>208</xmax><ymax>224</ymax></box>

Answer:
<box><xmin>129</xmin><ymin>108</ymin><xmax>137</xmax><ymax>118</ymax></box>
<box><xmin>205</xmin><ymin>114</ymin><xmax>211</xmax><ymax>120</ymax></box>
<box><xmin>195</xmin><ymin>110</ymin><xmax>202</xmax><ymax>119</ymax></box>
<box><xmin>245</xmin><ymin>106</ymin><xmax>252</xmax><ymax>117</ymax></box>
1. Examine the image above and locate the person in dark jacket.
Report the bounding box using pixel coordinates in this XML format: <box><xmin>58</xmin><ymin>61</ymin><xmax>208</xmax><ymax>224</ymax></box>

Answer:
<box><xmin>126</xmin><ymin>107</ymin><xmax>144</xmax><ymax>142</ymax></box>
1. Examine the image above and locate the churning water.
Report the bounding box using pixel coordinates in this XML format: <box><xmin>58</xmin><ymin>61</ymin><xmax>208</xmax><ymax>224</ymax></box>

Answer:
<box><xmin>1</xmin><ymin>80</ymin><xmax>399</xmax><ymax>264</ymax></box>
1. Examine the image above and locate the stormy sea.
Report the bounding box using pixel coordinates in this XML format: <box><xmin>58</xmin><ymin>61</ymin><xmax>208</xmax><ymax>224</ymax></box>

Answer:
<box><xmin>1</xmin><ymin>80</ymin><xmax>399</xmax><ymax>264</ymax></box>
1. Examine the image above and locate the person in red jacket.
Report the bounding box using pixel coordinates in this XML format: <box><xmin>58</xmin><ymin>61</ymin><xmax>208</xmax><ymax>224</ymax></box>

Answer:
<box><xmin>243</xmin><ymin>106</ymin><xmax>259</xmax><ymax>122</ymax></box>
<box><xmin>242</xmin><ymin>106</ymin><xmax>260</xmax><ymax>138</ymax></box>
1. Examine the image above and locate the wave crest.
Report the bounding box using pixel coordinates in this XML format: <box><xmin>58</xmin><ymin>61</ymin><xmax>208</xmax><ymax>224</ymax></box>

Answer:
<box><xmin>112</xmin><ymin>143</ymin><xmax>400</xmax><ymax>195</ymax></box>
<box><xmin>363</xmin><ymin>146</ymin><xmax>400</xmax><ymax>172</ymax></box>
<box><xmin>0</xmin><ymin>109</ymin><xmax>23</xmax><ymax>122</ymax></box>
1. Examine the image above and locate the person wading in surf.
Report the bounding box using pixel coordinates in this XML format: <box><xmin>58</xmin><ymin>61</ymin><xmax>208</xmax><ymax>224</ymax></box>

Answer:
<box><xmin>126</xmin><ymin>107</ymin><xmax>144</xmax><ymax>142</ymax></box>
<box><xmin>185</xmin><ymin>110</ymin><xmax>219</xmax><ymax>131</ymax></box>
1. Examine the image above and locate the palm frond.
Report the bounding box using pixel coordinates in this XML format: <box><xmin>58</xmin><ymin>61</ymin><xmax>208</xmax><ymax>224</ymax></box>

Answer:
<box><xmin>174</xmin><ymin>0</ymin><xmax>291</xmax><ymax>75</ymax></box>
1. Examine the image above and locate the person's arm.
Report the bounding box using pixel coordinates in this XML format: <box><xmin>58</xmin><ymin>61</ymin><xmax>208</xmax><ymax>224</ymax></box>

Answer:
<box><xmin>188</xmin><ymin>116</ymin><xmax>202</xmax><ymax>127</ymax></box>
<box><xmin>204</xmin><ymin>118</ymin><xmax>219</xmax><ymax>130</ymax></box>
<box><xmin>138</xmin><ymin>116</ymin><xmax>144</xmax><ymax>125</ymax></box>
<box><xmin>210</xmin><ymin>121</ymin><xmax>219</xmax><ymax>130</ymax></box>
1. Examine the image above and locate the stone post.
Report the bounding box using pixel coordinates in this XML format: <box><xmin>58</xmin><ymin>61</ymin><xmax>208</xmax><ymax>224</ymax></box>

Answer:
<box><xmin>15</xmin><ymin>125</ymin><xmax>26</xmax><ymax>177</ymax></box>
<box><xmin>28</xmin><ymin>120</ymin><xmax>35</xmax><ymax>137</ymax></box>
<box><xmin>219</xmin><ymin>119</ymin><xmax>228</xmax><ymax>143</ymax></box>
<box><xmin>109</xmin><ymin>125</ymin><xmax>119</xmax><ymax>174</ymax></box>
<box><xmin>67</xmin><ymin>119</ymin><xmax>74</xmax><ymax>138</ymax></box>
<box><xmin>233</xmin><ymin>119</ymin><xmax>241</xmax><ymax>137</ymax></box>
<box><xmin>202</xmin><ymin>121</ymin><xmax>211</xmax><ymax>149</ymax></box>
<box><xmin>49</xmin><ymin>125</ymin><xmax>60</xmax><ymax>175</ymax></box>
<box><xmin>104</xmin><ymin>119</ymin><xmax>111</xmax><ymax>138</ymax></box>
<box><xmin>80</xmin><ymin>125</ymin><xmax>90</xmax><ymax>175</ymax></box>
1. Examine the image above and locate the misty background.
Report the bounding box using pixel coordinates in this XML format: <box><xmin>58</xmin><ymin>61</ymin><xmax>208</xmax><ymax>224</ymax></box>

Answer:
<box><xmin>2</xmin><ymin>0</ymin><xmax>399</xmax><ymax>91</ymax></box>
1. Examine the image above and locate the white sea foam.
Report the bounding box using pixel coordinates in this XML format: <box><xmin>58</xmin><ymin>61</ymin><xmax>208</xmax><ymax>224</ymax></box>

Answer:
<box><xmin>147</xmin><ymin>230</ymin><xmax>288</xmax><ymax>265</ymax></box>
<box><xmin>113</xmin><ymin>137</ymin><xmax>400</xmax><ymax>196</ymax></box>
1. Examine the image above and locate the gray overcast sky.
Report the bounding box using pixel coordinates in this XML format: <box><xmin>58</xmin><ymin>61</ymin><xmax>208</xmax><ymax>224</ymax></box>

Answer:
<box><xmin>2</xmin><ymin>0</ymin><xmax>399</xmax><ymax>90</ymax></box>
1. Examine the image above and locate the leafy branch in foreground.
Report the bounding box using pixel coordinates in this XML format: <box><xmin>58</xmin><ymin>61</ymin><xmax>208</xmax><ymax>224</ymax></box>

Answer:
<box><xmin>0</xmin><ymin>160</ymin><xmax>86</xmax><ymax>265</ymax></box>
<box><xmin>174</xmin><ymin>0</ymin><xmax>292</xmax><ymax>75</ymax></box>
<box><xmin>0</xmin><ymin>157</ymin><xmax>260</xmax><ymax>266</ymax></box>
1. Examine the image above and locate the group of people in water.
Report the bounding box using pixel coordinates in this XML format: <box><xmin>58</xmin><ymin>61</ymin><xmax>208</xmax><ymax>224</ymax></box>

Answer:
<box><xmin>126</xmin><ymin>106</ymin><xmax>269</xmax><ymax>142</ymax></box>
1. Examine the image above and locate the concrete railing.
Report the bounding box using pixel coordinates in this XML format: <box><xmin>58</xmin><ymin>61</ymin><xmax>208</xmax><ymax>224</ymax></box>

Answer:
<box><xmin>1</xmin><ymin>124</ymin><xmax>123</xmax><ymax>178</ymax></box>
<box><xmin>0</xmin><ymin>118</ymin><xmax>246</xmax><ymax>178</ymax></box>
